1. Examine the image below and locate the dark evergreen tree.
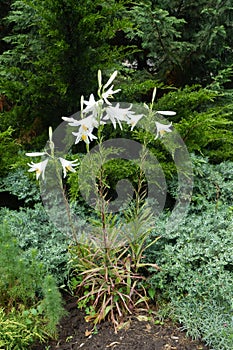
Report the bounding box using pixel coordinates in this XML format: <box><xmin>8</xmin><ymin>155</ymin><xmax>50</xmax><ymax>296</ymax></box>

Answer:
<box><xmin>0</xmin><ymin>0</ymin><xmax>132</xmax><ymax>141</ymax></box>
<box><xmin>0</xmin><ymin>0</ymin><xmax>12</xmax><ymax>54</ymax></box>
<box><xmin>124</xmin><ymin>0</ymin><xmax>233</xmax><ymax>86</ymax></box>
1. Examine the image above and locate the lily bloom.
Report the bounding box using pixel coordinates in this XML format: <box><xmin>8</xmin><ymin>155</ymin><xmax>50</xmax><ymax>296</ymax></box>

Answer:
<box><xmin>126</xmin><ymin>113</ymin><xmax>144</xmax><ymax>131</ymax></box>
<box><xmin>63</xmin><ymin>115</ymin><xmax>100</xmax><ymax>129</ymax></box>
<box><xmin>155</xmin><ymin>122</ymin><xmax>173</xmax><ymax>139</ymax></box>
<box><xmin>27</xmin><ymin>159</ymin><xmax>48</xmax><ymax>180</ymax></box>
<box><xmin>63</xmin><ymin>115</ymin><xmax>101</xmax><ymax>144</ymax></box>
<box><xmin>102</xmin><ymin>85</ymin><xmax>121</xmax><ymax>105</ymax></box>
<box><xmin>59</xmin><ymin>158</ymin><xmax>79</xmax><ymax>178</ymax></box>
<box><xmin>103</xmin><ymin>103</ymin><xmax>132</xmax><ymax>129</ymax></box>
<box><xmin>72</xmin><ymin>126</ymin><xmax>97</xmax><ymax>144</ymax></box>
<box><xmin>82</xmin><ymin>93</ymin><xmax>102</xmax><ymax>117</ymax></box>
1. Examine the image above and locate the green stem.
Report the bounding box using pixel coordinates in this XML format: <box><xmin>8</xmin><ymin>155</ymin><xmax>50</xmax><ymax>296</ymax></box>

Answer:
<box><xmin>54</xmin><ymin>158</ymin><xmax>78</xmax><ymax>244</ymax></box>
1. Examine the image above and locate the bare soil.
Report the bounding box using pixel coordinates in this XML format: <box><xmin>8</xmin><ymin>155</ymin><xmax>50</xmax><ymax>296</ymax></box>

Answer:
<box><xmin>32</xmin><ymin>293</ymin><xmax>209</xmax><ymax>350</ymax></box>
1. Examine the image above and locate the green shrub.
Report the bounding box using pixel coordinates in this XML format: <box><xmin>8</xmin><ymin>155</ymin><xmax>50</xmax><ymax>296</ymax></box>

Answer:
<box><xmin>0</xmin><ymin>204</ymin><xmax>69</xmax><ymax>283</ymax></box>
<box><xmin>169</xmin><ymin>154</ymin><xmax>233</xmax><ymax>212</ymax></box>
<box><xmin>117</xmin><ymin>69</ymin><xmax>164</xmax><ymax>103</ymax></box>
<box><xmin>191</xmin><ymin>156</ymin><xmax>233</xmax><ymax>210</ymax></box>
<box><xmin>153</xmin><ymin>86</ymin><xmax>233</xmax><ymax>162</ymax></box>
<box><xmin>146</xmin><ymin>206</ymin><xmax>233</xmax><ymax>348</ymax></box>
<box><xmin>0</xmin><ymin>167</ymin><xmax>41</xmax><ymax>205</ymax></box>
<box><xmin>0</xmin><ymin>222</ymin><xmax>44</xmax><ymax>306</ymax></box>
<box><xmin>0</xmin><ymin>166</ymin><xmax>72</xmax><ymax>284</ymax></box>
<box><xmin>0</xmin><ymin>127</ymin><xmax>21</xmax><ymax>177</ymax></box>
<box><xmin>41</xmin><ymin>275</ymin><xmax>67</xmax><ymax>336</ymax></box>
<box><xmin>154</xmin><ymin>85</ymin><xmax>218</xmax><ymax>120</ymax></box>
<box><xmin>0</xmin><ymin>307</ymin><xmax>48</xmax><ymax>350</ymax></box>
<box><xmin>144</xmin><ymin>159</ymin><xmax>233</xmax><ymax>349</ymax></box>
<box><xmin>172</xmin><ymin>298</ymin><xmax>233</xmax><ymax>350</ymax></box>
<box><xmin>0</xmin><ymin>222</ymin><xmax>66</xmax><ymax>348</ymax></box>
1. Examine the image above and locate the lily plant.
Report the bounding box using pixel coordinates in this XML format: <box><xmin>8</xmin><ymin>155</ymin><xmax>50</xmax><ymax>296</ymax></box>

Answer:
<box><xmin>26</xmin><ymin>69</ymin><xmax>176</xmax><ymax>332</ymax></box>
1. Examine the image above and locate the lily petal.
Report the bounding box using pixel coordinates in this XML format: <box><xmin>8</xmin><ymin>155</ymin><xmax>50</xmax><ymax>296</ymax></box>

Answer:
<box><xmin>59</xmin><ymin>157</ymin><xmax>79</xmax><ymax>178</ymax></box>
<box><xmin>103</xmin><ymin>71</ymin><xmax>118</xmax><ymax>90</ymax></box>
<box><xmin>157</xmin><ymin>111</ymin><xmax>176</xmax><ymax>116</ymax></box>
<box><xmin>26</xmin><ymin>152</ymin><xmax>47</xmax><ymax>157</ymax></box>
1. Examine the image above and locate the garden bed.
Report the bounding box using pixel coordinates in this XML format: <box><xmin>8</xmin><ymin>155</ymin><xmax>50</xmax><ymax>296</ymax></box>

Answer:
<box><xmin>32</xmin><ymin>293</ymin><xmax>209</xmax><ymax>350</ymax></box>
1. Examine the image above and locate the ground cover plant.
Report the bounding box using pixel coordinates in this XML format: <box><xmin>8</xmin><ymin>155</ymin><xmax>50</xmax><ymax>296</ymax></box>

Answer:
<box><xmin>0</xmin><ymin>168</ymin><xmax>69</xmax><ymax>283</ymax></box>
<box><xmin>144</xmin><ymin>156</ymin><xmax>233</xmax><ymax>350</ymax></box>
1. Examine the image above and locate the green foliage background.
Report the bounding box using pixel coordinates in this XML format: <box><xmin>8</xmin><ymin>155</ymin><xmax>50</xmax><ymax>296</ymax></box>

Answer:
<box><xmin>0</xmin><ymin>0</ymin><xmax>233</xmax><ymax>155</ymax></box>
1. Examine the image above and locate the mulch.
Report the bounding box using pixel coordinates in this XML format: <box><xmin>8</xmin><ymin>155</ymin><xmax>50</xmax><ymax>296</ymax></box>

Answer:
<box><xmin>31</xmin><ymin>293</ymin><xmax>209</xmax><ymax>350</ymax></box>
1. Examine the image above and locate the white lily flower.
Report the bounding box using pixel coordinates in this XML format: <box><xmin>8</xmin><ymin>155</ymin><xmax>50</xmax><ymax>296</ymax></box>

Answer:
<box><xmin>27</xmin><ymin>159</ymin><xmax>49</xmax><ymax>180</ymax></box>
<box><xmin>72</xmin><ymin>127</ymin><xmax>97</xmax><ymax>144</ymax></box>
<box><xmin>83</xmin><ymin>93</ymin><xmax>96</xmax><ymax>108</ymax></box>
<box><xmin>155</xmin><ymin>122</ymin><xmax>173</xmax><ymax>139</ymax></box>
<box><xmin>83</xmin><ymin>93</ymin><xmax>102</xmax><ymax>117</ymax></box>
<box><xmin>127</xmin><ymin>113</ymin><xmax>144</xmax><ymax>131</ymax></box>
<box><xmin>64</xmin><ymin>115</ymin><xmax>101</xmax><ymax>144</ymax></box>
<box><xmin>59</xmin><ymin>157</ymin><xmax>79</xmax><ymax>178</ymax></box>
<box><xmin>102</xmin><ymin>85</ymin><xmax>121</xmax><ymax>105</ymax></box>
<box><xmin>103</xmin><ymin>103</ymin><xmax>131</xmax><ymax>129</ymax></box>
<box><xmin>25</xmin><ymin>152</ymin><xmax>47</xmax><ymax>157</ymax></box>
<box><xmin>63</xmin><ymin>115</ymin><xmax>100</xmax><ymax>129</ymax></box>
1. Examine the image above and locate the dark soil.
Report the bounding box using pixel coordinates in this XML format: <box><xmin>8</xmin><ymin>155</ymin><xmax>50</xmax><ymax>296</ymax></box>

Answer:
<box><xmin>32</xmin><ymin>294</ymin><xmax>209</xmax><ymax>350</ymax></box>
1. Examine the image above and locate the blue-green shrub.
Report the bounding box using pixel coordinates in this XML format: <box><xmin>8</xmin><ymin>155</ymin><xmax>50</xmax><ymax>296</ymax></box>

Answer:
<box><xmin>0</xmin><ymin>167</ymin><xmax>40</xmax><ymax>205</ymax></box>
<box><xmin>0</xmin><ymin>204</ymin><xmax>69</xmax><ymax>283</ymax></box>
<box><xmin>144</xmin><ymin>158</ymin><xmax>233</xmax><ymax>349</ymax></box>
